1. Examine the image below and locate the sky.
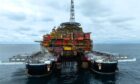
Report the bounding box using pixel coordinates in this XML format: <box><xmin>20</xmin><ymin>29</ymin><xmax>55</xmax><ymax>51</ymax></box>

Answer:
<box><xmin>0</xmin><ymin>0</ymin><xmax>140</xmax><ymax>44</ymax></box>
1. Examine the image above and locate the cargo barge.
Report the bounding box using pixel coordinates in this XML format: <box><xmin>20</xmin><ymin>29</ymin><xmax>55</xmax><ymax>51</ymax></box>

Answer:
<box><xmin>5</xmin><ymin>0</ymin><xmax>136</xmax><ymax>77</ymax></box>
<box><xmin>23</xmin><ymin>0</ymin><xmax>118</xmax><ymax>76</ymax></box>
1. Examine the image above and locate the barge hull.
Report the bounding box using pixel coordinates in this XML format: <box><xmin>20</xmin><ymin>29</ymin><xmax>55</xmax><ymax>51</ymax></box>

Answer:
<box><xmin>90</xmin><ymin>61</ymin><xmax>118</xmax><ymax>74</ymax></box>
<box><xmin>26</xmin><ymin>63</ymin><xmax>52</xmax><ymax>77</ymax></box>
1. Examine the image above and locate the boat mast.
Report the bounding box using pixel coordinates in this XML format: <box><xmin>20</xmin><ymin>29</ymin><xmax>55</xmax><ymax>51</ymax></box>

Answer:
<box><xmin>70</xmin><ymin>0</ymin><xmax>75</xmax><ymax>23</ymax></box>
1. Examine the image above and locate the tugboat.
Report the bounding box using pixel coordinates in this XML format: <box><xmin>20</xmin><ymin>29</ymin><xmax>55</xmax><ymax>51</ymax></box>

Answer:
<box><xmin>6</xmin><ymin>0</ymin><xmax>135</xmax><ymax>77</ymax></box>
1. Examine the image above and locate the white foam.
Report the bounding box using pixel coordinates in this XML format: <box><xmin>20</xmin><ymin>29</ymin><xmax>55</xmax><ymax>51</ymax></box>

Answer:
<box><xmin>118</xmin><ymin>58</ymin><xmax>136</xmax><ymax>62</ymax></box>
<box><xmin>0</xmin><ymin>62</ymin><xmax>25</xmax><ymax>65</ymax></box>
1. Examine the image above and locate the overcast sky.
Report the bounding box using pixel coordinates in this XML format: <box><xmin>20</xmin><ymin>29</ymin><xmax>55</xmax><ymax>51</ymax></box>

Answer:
<box><xmin>0</xmin><ymin>0</ymin><xmax>139</xmax><ymax>44</ymax></box>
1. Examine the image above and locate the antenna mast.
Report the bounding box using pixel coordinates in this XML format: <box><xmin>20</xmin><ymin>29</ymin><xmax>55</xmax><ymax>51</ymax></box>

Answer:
<box><xmin>70</xmin><ymin>0</ymin><xmax>75</xmax><ymax>22</ymax></box>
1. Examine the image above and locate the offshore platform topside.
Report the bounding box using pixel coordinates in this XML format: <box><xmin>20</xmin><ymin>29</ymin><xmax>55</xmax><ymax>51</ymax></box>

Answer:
<box><xmin>42</xmin><ymin>22</ymin><xmax>92</xmax><ymax>60</ymax></box>
<box><xmin>6</xmin><ymin>0</ymin><xmax>136</xmax><ymax>77</ymax></box>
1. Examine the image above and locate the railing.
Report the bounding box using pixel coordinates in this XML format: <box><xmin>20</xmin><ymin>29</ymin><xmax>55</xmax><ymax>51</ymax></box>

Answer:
<box><xmin>88</xmin><ymin>51</ymin><xmax>136</xmax><ymax>63</ymax></box>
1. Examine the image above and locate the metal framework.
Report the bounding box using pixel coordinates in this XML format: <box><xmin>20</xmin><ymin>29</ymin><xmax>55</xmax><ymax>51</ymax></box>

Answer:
<box><xmin>70</xmin><ymin>0</ymin><xmax>75</xmax><ymax>22</ymax></box>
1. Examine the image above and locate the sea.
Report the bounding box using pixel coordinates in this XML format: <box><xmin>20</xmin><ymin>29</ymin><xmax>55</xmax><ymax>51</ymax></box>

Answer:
<box><xmin>0</xmin><ymin>44</ymin><xmax>140</xmax><ymax>84</ymax></box>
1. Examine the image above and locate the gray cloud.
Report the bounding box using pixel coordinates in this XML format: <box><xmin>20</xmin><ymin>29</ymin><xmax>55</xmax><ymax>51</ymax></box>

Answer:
<box><xmin>79</xmin><ymin>0</ymin><xmax>110</xmax><ymax>17</ymax></box>
<box><xmin>13</xmin><ymin>27</ymin><xmax>32</xmax><ymax>35</ymax></box>
<box><xmin>18</xmin><ymin>27</ymin><xmax>31</xmax><ymax>31</ymax></box>
<box><xmin>39</xmin><ymin>29</ymin><xmax>48</xmax><ymax>33</ymax></box>
<box><xmin>108</xmin><ymin>17</ymin><xmax>135</xmax><ymax>31</ymax></box>
<box><xmin>115</xmin><ymin>23</ymin><xmax>133</xmax><ymax>30</ymax></box>
<box><xmin>47</xmin><ymin>0</ymin><xmax>73</xmax><ymax>12</ymax></box>
<box><xmin>41</xmin><ymin>18</ymin><xmax>54</xmax><ymax>22</ymax></box>
<box><xmin>109</xmin><ymin>17</ymin><xmax>135</xmax><ymax>23</ymax></box>
<box><xmin>29</xmin><ymin>34</ymin><xmax>39</xmax><ymax>37</ymax></box>
<box><xmin>3</xmin><ymin>11</ymin><xmax>26</xmax><ymax>21</ymax></box>
<box><xmin>29</xmin><ymin>0</ymin><xmax>69</xmax><ymax>11</ymax></box>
